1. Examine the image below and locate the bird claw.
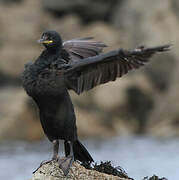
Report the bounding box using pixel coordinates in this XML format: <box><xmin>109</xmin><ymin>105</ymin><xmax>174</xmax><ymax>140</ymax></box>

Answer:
<box><xmin>58</xmin><ymin>155</ymin><xmax>74</xmax><ymax>176</ymax></box>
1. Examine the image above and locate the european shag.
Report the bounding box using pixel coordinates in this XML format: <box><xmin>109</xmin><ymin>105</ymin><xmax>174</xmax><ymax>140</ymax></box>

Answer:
<box><xmin>22</xmin><ymin>30</ymin><xmax>170</xmax><ymax>175</ymax></box>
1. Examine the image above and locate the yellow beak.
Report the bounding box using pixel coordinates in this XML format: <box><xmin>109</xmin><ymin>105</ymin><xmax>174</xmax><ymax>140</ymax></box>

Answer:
<box><xmin>38</xmin><ymin>39</ymin><xmax>53</xmax><ymax>44</ymax></box>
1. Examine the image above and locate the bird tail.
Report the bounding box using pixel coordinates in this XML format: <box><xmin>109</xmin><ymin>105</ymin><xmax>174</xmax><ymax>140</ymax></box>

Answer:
<box><xmin>64</xmin><ymin>140</ymin><xmax>94</xmax><ymax>163</ymax></box>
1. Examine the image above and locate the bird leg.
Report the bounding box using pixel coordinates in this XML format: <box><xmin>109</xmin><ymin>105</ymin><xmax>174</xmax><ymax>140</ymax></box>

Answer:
<box><xmin>58</xmin><ymin>141</ymin><xmax>74</xmax><ymax>176</ymax></box>
<box><xmin>33</xmin><ymin>140</ymin><xmax>59</xmax><ymax>173</ymax></box>
<box><xmin>52</xmin><ymin>139</ymin><xmax>59</xmax><ymax>160</ymax></box>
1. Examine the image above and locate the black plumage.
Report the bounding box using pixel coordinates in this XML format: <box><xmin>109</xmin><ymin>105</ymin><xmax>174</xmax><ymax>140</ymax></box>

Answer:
<box><xmin>22</xmin><ymin>30</ymin><xmax>170</xmax><ymax>175</ymax></box>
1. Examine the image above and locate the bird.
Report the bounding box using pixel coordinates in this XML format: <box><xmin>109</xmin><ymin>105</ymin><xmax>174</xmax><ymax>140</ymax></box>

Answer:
<box><xmin>21</xmin><ymin>30</ymin><xmax>170</xmax><ymax>175</ymax></box>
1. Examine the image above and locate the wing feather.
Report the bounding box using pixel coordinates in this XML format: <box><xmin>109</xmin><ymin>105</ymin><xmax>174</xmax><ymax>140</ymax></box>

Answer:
<box><xmin>63</xmin><ymin>37</ymin><xmax>107</xmax><ymax>61</ymax></box>
<box><xmin>64</xmin><ymin>44</ymin><xmax>170</xmax><ymax>94</ymax></box>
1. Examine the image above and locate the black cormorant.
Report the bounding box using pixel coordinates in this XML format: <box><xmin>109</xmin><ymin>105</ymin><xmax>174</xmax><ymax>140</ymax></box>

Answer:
<box><xmin>22</xmin><ymin>30</ymin><xmax>170</xmax><ymax>175</ymax></box>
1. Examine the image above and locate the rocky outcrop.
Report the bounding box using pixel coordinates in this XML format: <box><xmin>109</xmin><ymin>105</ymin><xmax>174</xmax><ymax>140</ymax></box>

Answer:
<box><xmin>30</xmin><ymin>161</ymin><xmax>131</xmax><ymax>180</ymax></box>
<box><xmin>29</xmin><ymin>161</ymin><xmax>167</xmax><ymax>180</ymax></box>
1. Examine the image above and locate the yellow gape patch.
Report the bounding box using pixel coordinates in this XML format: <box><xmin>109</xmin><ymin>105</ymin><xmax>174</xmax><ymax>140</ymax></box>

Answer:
<box><xmin>42</xmin><ymin>40</ymin><xmax>53</xmax><ymax>44</ymax></box>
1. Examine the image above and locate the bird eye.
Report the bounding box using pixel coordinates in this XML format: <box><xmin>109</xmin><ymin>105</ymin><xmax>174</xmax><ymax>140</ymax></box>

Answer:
<box><xmin>45</xmin><ymin>35</ymin><xmax>51</xmax><ymax>40</ymax></box>
<box><xmin>42</xmin><ymin>34</ymin><xmax>50</xmax><ymax>40</ymax></box>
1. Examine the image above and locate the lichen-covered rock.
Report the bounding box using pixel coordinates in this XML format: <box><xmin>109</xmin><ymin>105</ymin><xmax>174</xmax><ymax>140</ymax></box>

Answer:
<box><xmin>30</xmin><ymin>161</ymin><xmax>130</xmax><ymax>180</ymax></box>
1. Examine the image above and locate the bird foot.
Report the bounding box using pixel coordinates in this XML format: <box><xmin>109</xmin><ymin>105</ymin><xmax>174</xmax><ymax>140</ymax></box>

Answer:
<box><xmin>33</xmin><ymin>159</ymin><xmax>56</xmax><ymax>174</ymax></box>
<box><xmin>33</xmin><ymin>156</ymin><xmax>74</xmax><ymax>176</ymax></box>
<box><xmin>58</xmin><ymin>155</ymin><xmax>74</xmax><ymax>176</ymax></box>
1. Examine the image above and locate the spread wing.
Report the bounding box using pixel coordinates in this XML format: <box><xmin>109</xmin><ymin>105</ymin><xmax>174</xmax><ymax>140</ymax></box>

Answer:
<box><xmin>64</xmin><ymin>45</ymin><xmax>170</xmax><ymax>94</ymax></box>
<box><xmin>63</xmin><ymin>37</ymin><xmax>107</xmax><ymax>61</ymax></box>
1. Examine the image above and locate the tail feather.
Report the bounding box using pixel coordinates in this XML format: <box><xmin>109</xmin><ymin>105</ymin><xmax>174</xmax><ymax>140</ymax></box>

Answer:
<box><xmin>64</xmin><ymin>140</ymin><xmax>94</xmax><ymax>163</ymax></box>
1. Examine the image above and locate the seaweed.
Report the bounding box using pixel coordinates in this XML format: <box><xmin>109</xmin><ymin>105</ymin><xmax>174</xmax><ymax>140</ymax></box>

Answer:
<box><xmin>81</xmin><ymin>161</ymin><xmax>133</xmax><ymax>179</ymax></box>
<box><xmin>143</xmin><ymin>175</ymin><xmax>168</xmax><ymax>180</ymax></box>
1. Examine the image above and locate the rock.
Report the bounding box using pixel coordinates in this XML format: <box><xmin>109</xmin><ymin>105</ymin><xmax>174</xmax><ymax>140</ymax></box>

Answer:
<box><xmin>0</xmin><ymin>0</ymin><xmax>43</xmax><ymax>78</ymax></box>
<box><xmin>125</xmin><ymin>86</ymin><xmax>154</xmax><ymax>134</ymax></box>
<box><xmin>75</xmin><ymin>106</ymin><xmax>116</xmax><ymax>137</ymax></box>
<box><xmin>0</xmin><ymin>71</ymin><xmax>21</xmax><ymax>87</ymax></box>
<box><xmin>147</xmin><ymin>65</ymin><xmax>179</xmax><ymax>137</ymax></box>
<box><xmin>30</xmin><ymin>161</ymin><xmax>130</xmax><ymax>180</ymax></box>
<box><xmin>112</xmin><ymin>0</ymin><xmax>179</xmax><ymax>46</ymax></box>
<box><xmin>93</xmin><ymin>78</ymin><xmax>130</xmax><ymax>111</ymax></box>
<box><xmin>0</xmin><ymin>87</ymin><xmax>43</xmax><ymax>140</ymax></box>
<box><xmin>143</xmin><ymin>53</ymin><xmax>176</xmax><ymax>92</ymax></box>
<box><xmin>42</xmin><ymin>0</ymin><xmax>118</xmax><ymax>23</ymax></box>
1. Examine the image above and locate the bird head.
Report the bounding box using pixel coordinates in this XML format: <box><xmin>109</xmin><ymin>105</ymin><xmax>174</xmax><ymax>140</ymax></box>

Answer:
<box><xmin>38</xmin><ymin>30</ymin><xmax>62</xmax><ymax>49</ymax></box>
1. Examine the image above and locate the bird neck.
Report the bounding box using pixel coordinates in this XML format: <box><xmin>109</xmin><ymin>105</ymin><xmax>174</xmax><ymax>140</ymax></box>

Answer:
<box><xmin>44</xmin><ymin>43</ymin><xmax>62</xmax><ymax>51</ymax></box>
<box><xmin>33</xmin><ymin>47</ymin><xmax>69</xmax><ymax>74</ymax></box>
<box><xmin>33</xmin><ymin>49</ymin><xmax>58</xmax><ymax>71</ymax></box>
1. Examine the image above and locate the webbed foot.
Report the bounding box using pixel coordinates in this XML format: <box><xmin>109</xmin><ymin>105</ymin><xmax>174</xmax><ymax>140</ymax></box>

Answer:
<box><xmin>58</xmin><ymin>155</ymin><xmax>74</xmax><ymax>176</ymax></box>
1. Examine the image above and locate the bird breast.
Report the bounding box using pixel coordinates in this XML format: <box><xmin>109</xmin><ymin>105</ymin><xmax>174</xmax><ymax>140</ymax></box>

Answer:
<box><xmin>22</xmin><ymin>64</ymin><xmax>66</xmax><ymax>97</ymax></box>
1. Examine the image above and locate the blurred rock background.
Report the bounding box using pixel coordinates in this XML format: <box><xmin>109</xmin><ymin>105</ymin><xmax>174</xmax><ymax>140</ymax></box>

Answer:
<box><xmin>0</xmin><ymin>0</ymin><xmax>178</xmax><ymax>141</ymax></box>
